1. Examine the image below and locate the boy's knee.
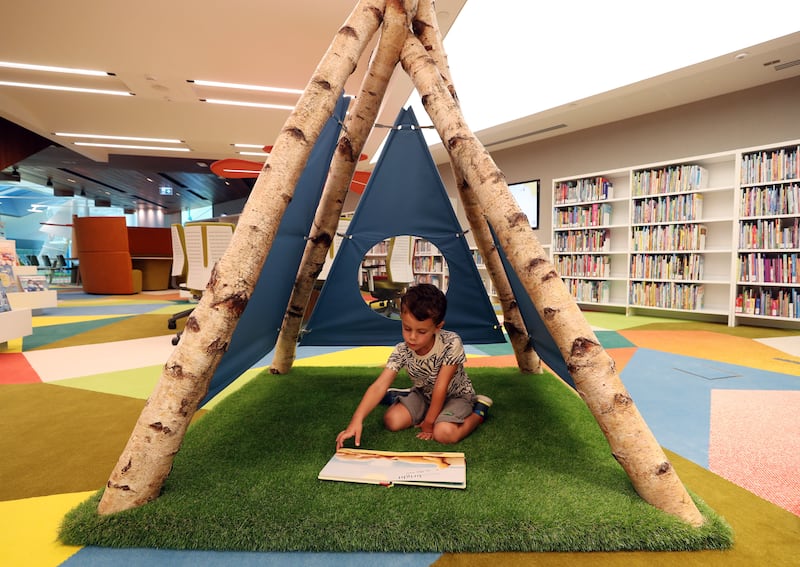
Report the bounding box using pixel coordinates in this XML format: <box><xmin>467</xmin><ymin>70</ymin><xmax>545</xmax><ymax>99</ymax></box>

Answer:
<box><xmin>383</xmin><ymin>415</ymin><xmax>403</xmax><ymax>431</ymax></box>
<box><xmin>383</xmin><ymin>408</ymin><xmax>409</xmax><ymax>431</ymax></box>
<box><xmin>433</xmin><ymin>423</ymin><xmax>458</xmax><ymax>444</ymax></box>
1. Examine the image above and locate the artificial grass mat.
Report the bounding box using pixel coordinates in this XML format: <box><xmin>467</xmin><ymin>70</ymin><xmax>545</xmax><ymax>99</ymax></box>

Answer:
<box><xmin>59</xmin><ymin>367</ymin><xmax>733</xmax><ymax>553</ymax></box>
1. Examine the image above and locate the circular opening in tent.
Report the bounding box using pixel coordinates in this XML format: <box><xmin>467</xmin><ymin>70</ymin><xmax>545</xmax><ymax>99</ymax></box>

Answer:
<box><xmin>360</xmin><ymin>235</ymin><xmax>448</xmax><ymax>319</ymax></box>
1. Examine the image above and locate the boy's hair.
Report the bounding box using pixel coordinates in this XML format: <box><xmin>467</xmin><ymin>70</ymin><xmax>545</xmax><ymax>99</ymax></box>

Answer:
<box><xmin>400</xmin><ymin>283</ymin><xmax>447</xmax><ymax>324</ymax></box>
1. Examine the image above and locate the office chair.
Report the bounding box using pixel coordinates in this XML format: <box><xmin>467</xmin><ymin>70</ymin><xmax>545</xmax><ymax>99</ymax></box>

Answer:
<box><xmin>365</xmin><ymin>235</ymin><xmax>415</xmax><ymax>318</ymax></box>
<box><xmin>167</xmin><ymin>224</ymin><xmax>191</xmax><ymax>332</ymax></box>
<box><xmin>169</xmin><ymin>223</ymin><xmax>188</xmax><ymax>289</ymax></box>
<box><xmin>52</xmin><ymin>254</ymin><xmax>78</xmax><ymax>284</ymax></box>
<box><xmin>39</xmin><ymin>255</ymin><xmax>59</xmax><ymax>283</ymax></box>
<box><xmin>168</xmin><ymin>222</ymin><xmax>235</xmax><ymax>344</ymax></box>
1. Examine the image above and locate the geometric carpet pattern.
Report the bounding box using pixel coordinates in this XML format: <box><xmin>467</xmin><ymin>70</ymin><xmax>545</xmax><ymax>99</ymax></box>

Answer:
<box><xmin>1</xmin><ymin>289</ymin><xmax>799</xmax><ymax>567</ymax></box>
<box><xmin>710</xmin><ymin>389</ymin><xmax>800</xmax><ymax>516</ymax></box>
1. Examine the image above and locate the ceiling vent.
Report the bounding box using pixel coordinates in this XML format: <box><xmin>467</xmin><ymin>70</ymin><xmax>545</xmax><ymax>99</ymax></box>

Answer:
<box><xmin>485</xmin><ymin>124</ymin><xmax>567</xmax><ymax>148</ymax></box>
<box><xmin>774</xmin><ymin>59</ymin><xmax>800</xmax><ymax>71</ymax></box>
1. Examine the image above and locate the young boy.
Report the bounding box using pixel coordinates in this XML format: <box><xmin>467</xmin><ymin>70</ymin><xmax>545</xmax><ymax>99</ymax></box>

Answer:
<box><xmin>335</xmin><ymin>283</ymin><xmax>492</xmax><ymax>449</ymax></box>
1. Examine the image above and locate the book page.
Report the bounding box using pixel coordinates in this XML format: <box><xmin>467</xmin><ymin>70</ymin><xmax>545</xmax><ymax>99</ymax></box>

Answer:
<box><xmin>319</xmin><ymin>448</ymin><xmax>466</xmax><ymax>489</ymax></box>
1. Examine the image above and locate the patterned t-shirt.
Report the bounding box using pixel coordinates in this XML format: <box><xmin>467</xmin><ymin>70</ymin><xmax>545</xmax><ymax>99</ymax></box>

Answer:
<box><xmin>385</xmin><ymin>329</ymin><xmax>475</xmax><ymax>401</ymax></box>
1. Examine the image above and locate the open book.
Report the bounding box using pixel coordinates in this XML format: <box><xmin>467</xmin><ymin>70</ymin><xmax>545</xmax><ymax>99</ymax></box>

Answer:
<box><xmin>318</xmin><ymin>448</ymin><xmax>466</xmax><ymax>489</ymax></box>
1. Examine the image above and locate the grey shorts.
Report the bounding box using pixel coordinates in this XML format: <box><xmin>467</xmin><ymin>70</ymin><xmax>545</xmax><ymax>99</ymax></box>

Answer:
<box><xmin>397</xmin><ymin>388</ymin><xmax>475</xmax><ymax>425</ymax></box>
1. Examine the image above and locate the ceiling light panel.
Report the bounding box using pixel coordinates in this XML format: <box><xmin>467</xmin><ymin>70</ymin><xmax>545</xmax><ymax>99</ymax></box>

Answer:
<box><xmin>55</xmin><ymin>133</ymin><xmax>183</xmax><ymax>144</ymax></box>
<box><xmin>189</xmin><ymin>79</ymin><xmax>301</xmax><ymax>110</ymax></box>
<box><xmin>202</xmin><ymin>98</ymin><xmax>294</xmax><ymax>110</ymax></box>
<box><xmin>0</xmin><ymin>62</ymin><xmax>132</xmax><ymax>96</ymax></box>
<box><xmin>0</xmin><ymin>61</ymin><xmax>112</xmax><ymax>76</ymax></box>
<box><xmin>189</xmin><ymin>79</ymin><xmax>303</xmax><ymax>95</ymax></box>
<box><xmin>73</xmin><ymin>142</ymin><xmax>190</xmax><ymax>152</ymax></box>
<box><xmin>0</xmin><ymin>81</ymin><xmax>131</xmax><ymax>96</ymax></box>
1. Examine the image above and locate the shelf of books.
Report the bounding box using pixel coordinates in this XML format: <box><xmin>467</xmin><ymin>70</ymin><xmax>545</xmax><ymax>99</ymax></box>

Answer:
<box><xmin>468</xmin><ymin>242</ymin><xmax>551</xmax><ymax>305</ymax></box>
<box><xmin>360</xmin><ymin>239</ymin><xmax>388</xmax><ymax>289</ymax></box>
<box><xmin>734</xmin><ymin>141</ymin><xmax>800</xmax><ymax>327</ymax></box>
<box><xmin>552</xmin><ymin>169</ymin><xmax>631</xmax><ymax>310</ymax></box>
<box><xmin>413</xmin><ymin>238</ymin><xmax>449</xmax><ymax>291</ymax></box>
<box><xmin>628</xmin><ymin>153</ymin><xmax>735</xmax><ymax>319</ymax></box>
<box><xmin>469</xmin><ymin>247</ymin><xmax>494</xmax><ymax>299</ymax></box>
<box><xmin>1</xmin><ymin>239</ymin><xmax>34</xmax><ymax>343</ymax></box>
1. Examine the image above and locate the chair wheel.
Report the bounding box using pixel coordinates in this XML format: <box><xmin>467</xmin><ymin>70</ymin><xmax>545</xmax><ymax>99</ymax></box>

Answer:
<box><xmin>168</xmin><ymin>320</ymin><xmax>177</xmax><ymax>329</ymax></box>
<box><xmin>171</xmin><ymin>335</ymin><xmax>180</xmax><ymax>345</ymax></box>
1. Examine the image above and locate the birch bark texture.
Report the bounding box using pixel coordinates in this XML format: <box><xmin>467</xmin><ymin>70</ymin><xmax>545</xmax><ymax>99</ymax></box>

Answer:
<box><xmin>412</xmin><ymin>2</ymin><xmax>541</xmax><ymax>373</ymax></box>
<box><xmin>399</xmin><ymin>23</ymin><xmax>704</xmax><ymax>526</ymax></box>
<box><xmin>271</xmin><ymin>0</ymin><xmax>416</xmax><ymax>374</ymax></box>
<box><xmin>100</xmin><ymin>0</ymin><xmax>705</xmax><ymax>528</ymax></box>
<box><xmin>97</xmin><ymin>0</ymin><xmax>388</xmax><ymax>515</ymax></box>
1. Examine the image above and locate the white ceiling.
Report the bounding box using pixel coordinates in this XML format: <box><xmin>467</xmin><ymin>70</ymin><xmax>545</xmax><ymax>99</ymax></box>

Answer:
<box><xmin>0</xmin><ymin>0</ymin><xmax>465</xmax><ymax>165</ymax></box>
<box><xmin>0</xmin><ymin>1</ymin><xmax>798</xmax><ymax>210</ymax></box>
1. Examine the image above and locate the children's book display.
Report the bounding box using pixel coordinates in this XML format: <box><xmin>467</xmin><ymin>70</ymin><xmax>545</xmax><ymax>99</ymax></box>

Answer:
<box><xmin>318</xmin><ymin>448</ymin><xmax>466</xmax><ymax>489</ymax></box>
<box><xmin>18</xmin><ymin>274</ymin><xmax>48</xmax><ymax>292</ymax></box>
<box><xmin>0</xmin><ymin>287</ymin><xmax>10</xmax><ymax>312</ymax></box>
<box><xmin>1</xmin><ymin>240</ymin><xmax>20</xmax><ymax>308</ymax></box>
<box><xmin>0</xmin><ymin>240</ymin><xmax>18</xmax><ymax>293</ymax></box>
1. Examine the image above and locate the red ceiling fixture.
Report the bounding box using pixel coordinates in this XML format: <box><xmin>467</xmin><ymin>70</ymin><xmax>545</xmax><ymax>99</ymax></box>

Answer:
<box><xmin>209</xmin><ymin>158</ymin><xmax>262</xmax><ymax>178</ymax></box>
<box><xmin>210</xmin><ymin>158</ymin><xmax>370</xmax><ymax>193</ymax></box>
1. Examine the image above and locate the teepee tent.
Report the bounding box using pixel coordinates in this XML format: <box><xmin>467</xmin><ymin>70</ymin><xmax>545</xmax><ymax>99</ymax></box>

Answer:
<box><xmin>300</xmin><ymin>106</ymin><xmax>504</xmax><ymax>347</ymax></box>
<box><xmin>99</xmin><ymin>0</ymin><xmax>704</xmax><ymax>527</ymax></box>
<box><xmin>195</xmin><ymin>96</ymin><xmax>348</xmax><ymax>405</ymax></box>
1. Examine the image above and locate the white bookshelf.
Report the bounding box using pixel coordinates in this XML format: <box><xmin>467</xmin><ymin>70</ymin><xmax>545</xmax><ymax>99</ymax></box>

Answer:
<box><xmin>551</xmin><ymin>141</ymin><xmax>800</xmax><ymax>327</ymax></box>
<box><xmin>413</xmin><ymin>238</ymin><xmax>449</xmax><ymax>291</ymax></box>
<box><xmin>552</xmin><ymin>168</ymin><xmax>630</xmax><ymax>311</ymax></box>
<box><xmin>470</xmin><ymin>247</ymin><xmax>495</xmax><ymax>299</ymax></box>
<box><xmin>0</xmin><ymin>308</ymin><xmax>32</xmax><ymax>344</ymax></box>
<box><xmin>628</xmin><ymin>152</ymin><xmax>736</xmax><ymax>319</ymax></box>
<box><xmin>358</xmin><ymin>236</ymin><xmax>452</xmax><ymax>294</ymax></box>
<box><xmin>6</xmin><ymin>290</ymin><xmax>58</xmax><ymax>312</ymax></box>
<box><xmin>361</xmin><ymin>239</ymin><xmax>388</xmax><ymax>289</ymax></box>
<box><xmin>733</xmin><ymin>141</ymin><xmax>800</xmax><ymax>327</ymax></box>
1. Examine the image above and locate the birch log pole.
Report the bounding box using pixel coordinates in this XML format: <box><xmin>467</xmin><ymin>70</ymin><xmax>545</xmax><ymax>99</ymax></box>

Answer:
<box><xmin>97</xmin><ymin>0</ymin><xmax>387</xmax><ymax>515</ymax></box>
<box><xmin>270</xmin><ymin>0</ymin><xmax>416</xmax><ymax>374</ymax></box>
<box><xmin>413</xmin><ymin>1</ymin><xmax>541</xmax><ymax>373</ymax></box>
<box><xmin>400</xmin><ymin>30</ymin><xmax>705</xmax><ymax>526</ymax></box>
<box><xmin>99</xmin><ymin>0</ymin><xmax>705</xmax><ymax>526</ymax></box>
<box><xmin>454</xmin><ymin>174</ymin><xmax>542</xmax><ymax>373</ymax></box>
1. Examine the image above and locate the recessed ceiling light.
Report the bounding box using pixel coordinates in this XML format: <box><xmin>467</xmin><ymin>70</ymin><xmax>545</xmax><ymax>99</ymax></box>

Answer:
<box><xmin>0</xmin><ymin>61</ymin><xmax>112</xmax><ymax>76</ymax></box>
<box><xmin>74</xmin><ymin>142</ymin><xmax>190</xmax><ymax>152</ymax></box>
<box><xmin>237</xmin><ymin>151</ymin><xmax>268</xmax><ymax>157</ymax></box>
<box><xmin>233</xmin><ymin>143</ymin><xmax>265</xmax><ymax>149</ymax></box>
<box><xmin>55</xmin><ymin>132</ymin><xmax>182</xmax><ymax>143</ymax></box>
<box><xmin>0</xmin><ymin>81</ymin><xmax>132</xmax><ymax>96</ymax></box>
<box><xmin>189</xmin><ymin>79</ymin><xmax>303</xmax><ymax>95</ymax></box>
<box><xmin>202</xmin><ymin>98</ymin><xmax>294</xmax><ymax>110</ymax></box>
<box><xmin>224</xmin><ymin>168</ymin><xmax>261</xmax><ymax>174</ymax></box>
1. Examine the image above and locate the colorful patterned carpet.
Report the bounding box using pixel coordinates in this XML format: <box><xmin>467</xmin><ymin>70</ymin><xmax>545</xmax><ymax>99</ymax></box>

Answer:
<box><xmin>1</xmin><ymin>288</ymin><xmax>799</xmax><ymax>566</ymax></box>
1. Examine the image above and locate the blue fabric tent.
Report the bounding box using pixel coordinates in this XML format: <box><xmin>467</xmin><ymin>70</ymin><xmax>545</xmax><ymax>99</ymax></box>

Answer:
<box><xmin>493</xmin><ymin>231</ymin><xmax>574</xmax><ymax>389</ymax></box>
<box><xmin>202</xmin><ymin>96</ymin><xmax>348</xmax><ymax>404</ymax></box>
<box><xmin>300</xmin><ymin>107</ymin><xmax>505</xmax><ymax>347</ymax></box>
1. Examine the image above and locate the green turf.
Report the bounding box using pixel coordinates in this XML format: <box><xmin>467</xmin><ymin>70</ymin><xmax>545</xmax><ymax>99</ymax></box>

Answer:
<box><xmin>59</xmin><ymin>367</ymin><xmax>733</xmax><ymax>552</ymax></box>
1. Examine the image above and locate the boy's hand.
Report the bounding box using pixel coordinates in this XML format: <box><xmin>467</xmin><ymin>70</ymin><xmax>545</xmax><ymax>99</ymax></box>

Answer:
<box><xmin>336</xmin><ymin>423</ymin><xmax>362</xmax><ymax>450</ymax></box>
<box><xmin>416</xmin><ymin>420</ymin><xmax>434</xmax><ymax>441</ymax></box>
